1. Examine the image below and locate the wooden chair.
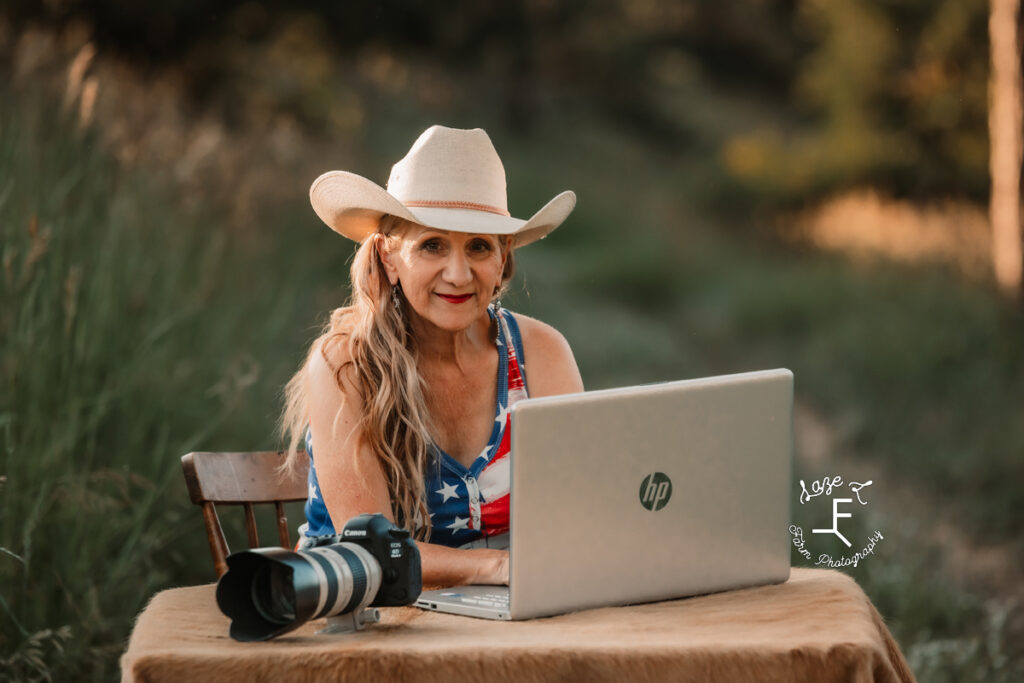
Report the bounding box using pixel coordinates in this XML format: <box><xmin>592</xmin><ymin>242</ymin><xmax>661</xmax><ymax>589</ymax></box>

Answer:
<box><xmin>181</xmin><ymin>451</ymin><xmax>309</xmax><ymax>578</ymax></box>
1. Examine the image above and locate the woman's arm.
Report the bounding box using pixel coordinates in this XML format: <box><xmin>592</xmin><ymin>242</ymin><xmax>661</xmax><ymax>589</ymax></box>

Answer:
<box><xmin>306</xmin><ymin>339</ymin><xmax>508</xmax><ymax>586</ymax></box>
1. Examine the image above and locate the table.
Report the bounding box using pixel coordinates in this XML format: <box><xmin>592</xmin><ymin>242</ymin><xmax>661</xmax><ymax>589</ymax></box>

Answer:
<box><xmin>120</xmin><ymin>568</ymin><xmax>915</xmax><ymax>682</ymax></box>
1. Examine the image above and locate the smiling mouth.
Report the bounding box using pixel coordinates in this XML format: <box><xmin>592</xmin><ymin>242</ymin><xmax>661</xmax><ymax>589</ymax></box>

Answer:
<box><xmin>436</xmin><ymin>293</ymin><xmax>474</xmax><ymax>304</ymax></box>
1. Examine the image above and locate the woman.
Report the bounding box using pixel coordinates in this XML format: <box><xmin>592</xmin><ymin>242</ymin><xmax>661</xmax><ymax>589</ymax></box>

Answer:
<box><xmin>280</xmin><ymin>126</ymin><xmax>584</xmax><ymax>587</ymax></box>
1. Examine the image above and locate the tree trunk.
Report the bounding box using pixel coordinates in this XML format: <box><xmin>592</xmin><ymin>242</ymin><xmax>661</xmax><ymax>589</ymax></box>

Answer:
<box><xmin>989</xmin><ymin>0</ymin><xmax>1024</xmax><ymax>297</ymax></box>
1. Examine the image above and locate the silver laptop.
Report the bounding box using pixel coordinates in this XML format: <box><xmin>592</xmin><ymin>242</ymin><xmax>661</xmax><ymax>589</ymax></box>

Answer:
<box><xmin>415</xmin><ymin>368</ymin><xmax>793</xmax><ymax>620</ymax></box>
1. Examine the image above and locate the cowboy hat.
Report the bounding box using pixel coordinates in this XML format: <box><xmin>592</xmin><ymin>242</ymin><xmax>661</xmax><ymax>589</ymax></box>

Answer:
<box><xmin>309</xmin><ymin>125</ymin><xmax>576</xmax><ymax>247</ymax></box>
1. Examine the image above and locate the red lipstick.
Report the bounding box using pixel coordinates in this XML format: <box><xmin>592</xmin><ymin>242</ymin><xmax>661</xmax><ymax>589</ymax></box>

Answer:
<box><xmin>436</xmin><ymin>293</ymin><xmax>473</xmax><ymax>304</ymax></box>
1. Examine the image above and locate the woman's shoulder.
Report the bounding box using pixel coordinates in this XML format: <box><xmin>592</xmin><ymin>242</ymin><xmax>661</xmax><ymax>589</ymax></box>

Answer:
<box><xmin>307</xmin><ymin>331</ymin><xmax>358</xmax><ymax>399</ymax></box>
<box><xmin>506</xmin><ymin>310</ymin><xmax>569</xmax><ymax>352</ymax></box>
<box><xmin>507</xmin><ymin>311</ymin><xmax>584</xmax><ymax>396</ymax></box>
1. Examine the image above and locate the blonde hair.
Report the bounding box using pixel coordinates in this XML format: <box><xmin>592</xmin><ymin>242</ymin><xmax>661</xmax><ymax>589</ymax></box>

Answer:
<box><xmin>279</xmin><ymin>215</ymin><xmax>516</xmax><ymax>540</ymax></box>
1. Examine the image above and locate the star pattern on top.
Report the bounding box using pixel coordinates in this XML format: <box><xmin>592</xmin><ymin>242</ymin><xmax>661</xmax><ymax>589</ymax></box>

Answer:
<box><xmin>494</xmin><ymin>401</ymin><xmax>511</xmax><ymax>426</ymax></box>
<box><xmin>447</xmin><ymin>516</ymin><xmax>469</xmax><ymax>532</ymax></box>
<box><xmin>436</xmin><ymin>481</ymin><xmax>460</xmax><ymax>503</ymax></box>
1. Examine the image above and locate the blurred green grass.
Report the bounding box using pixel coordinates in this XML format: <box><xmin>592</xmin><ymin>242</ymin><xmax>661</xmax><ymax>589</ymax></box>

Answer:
<box><xmin>1</xmin><ymin>81</ymin><xmax>1022</xmax><ymax>681</ymax></box>
<box><xmin>0</xmin><ymin>85</ymin><xmax>320</xmax><ymax>680</ymax></box>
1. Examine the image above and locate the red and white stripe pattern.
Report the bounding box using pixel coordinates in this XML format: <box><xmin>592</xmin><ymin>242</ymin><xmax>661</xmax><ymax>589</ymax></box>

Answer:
<box><xmin>474</xmin><ymin>310</ymin><xmax>527</xmax><ymax>536</ymax></box>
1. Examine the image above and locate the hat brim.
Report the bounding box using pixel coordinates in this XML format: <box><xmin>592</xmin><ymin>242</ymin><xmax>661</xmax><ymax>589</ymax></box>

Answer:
<box><xmin>309</xmin><ymin>170</ymin><xmax>575</xmax><ymax>248</ymax></box>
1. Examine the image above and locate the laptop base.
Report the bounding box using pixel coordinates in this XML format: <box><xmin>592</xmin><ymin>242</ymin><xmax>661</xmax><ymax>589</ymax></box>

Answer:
<box><xmin>415</xmin><ymin>586</ymin><xmax>511</xmax><ymax>620</ymax></box>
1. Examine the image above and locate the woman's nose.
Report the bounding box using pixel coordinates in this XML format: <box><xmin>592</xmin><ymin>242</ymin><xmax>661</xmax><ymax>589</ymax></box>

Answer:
<box><xmin>442</xmin><ymin>251</ymin><xmax>473</xmax><ymax>286</ymax></box>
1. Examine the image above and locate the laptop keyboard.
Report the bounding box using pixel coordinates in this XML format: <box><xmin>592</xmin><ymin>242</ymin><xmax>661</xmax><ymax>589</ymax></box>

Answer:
<box><xmin>458</xmin><ymin>592</ymin><xmax>509</xmax><ymax>609</ymax></box>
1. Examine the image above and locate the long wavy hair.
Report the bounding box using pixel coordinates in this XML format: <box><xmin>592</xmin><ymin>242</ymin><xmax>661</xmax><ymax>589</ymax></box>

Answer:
<box><xmin>279</xmin><ymin>215</ymin><xmax>516</xmax><ymax>540</ymax></box>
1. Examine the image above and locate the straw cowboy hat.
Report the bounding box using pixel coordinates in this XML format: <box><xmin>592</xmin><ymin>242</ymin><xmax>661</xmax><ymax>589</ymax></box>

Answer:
<box><xmin>309</xmin><ymin>125</ymin><xmax>576</xmax><ymax>248</ymax></box>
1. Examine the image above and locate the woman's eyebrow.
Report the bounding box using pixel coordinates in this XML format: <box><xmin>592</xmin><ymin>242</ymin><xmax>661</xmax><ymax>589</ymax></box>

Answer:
<box><xmin>415</xmin><ymin>229</ymin><xmax>450</xmax><ymax>239</ymax></box>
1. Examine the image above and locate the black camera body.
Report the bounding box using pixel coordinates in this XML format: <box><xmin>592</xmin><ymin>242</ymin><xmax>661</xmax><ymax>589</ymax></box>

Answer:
<box><xmin>318</xmin><ymin>513</ymin><xmax>422</xmax><ymax>607</ymax></box>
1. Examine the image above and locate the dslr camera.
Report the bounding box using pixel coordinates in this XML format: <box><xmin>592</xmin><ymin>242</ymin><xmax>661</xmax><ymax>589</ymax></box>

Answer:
<box><xmin>216</xmin><ymin>513</ymin><xmax>421</xmax><ymax>641</ymax></box>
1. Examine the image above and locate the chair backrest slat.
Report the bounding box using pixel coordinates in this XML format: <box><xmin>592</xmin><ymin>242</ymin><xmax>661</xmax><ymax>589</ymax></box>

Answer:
<box><xmin>243</xmin><ymin>503</ymin><xmax>260</xmax><ymax>547</ymax></box>
<box><xmin>275</xmin><ymin>501</ymin><xmax>291</xmax><ymax>549</ymax></box>
<box><xmin>201</xmin><ymin>501</ymin><xmax>230</xmax><ymax>578</ymax></box>
<box><xmin>182</xmin><ymin>451</ymin><xmax>309</xmax><ymax>578</ymax></box>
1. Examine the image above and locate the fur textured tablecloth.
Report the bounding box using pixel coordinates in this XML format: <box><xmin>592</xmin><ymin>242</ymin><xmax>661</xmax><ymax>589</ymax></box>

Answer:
<box><xmin>120</xmin><ymin>568</ymin><xmax>915</xmax><ymax>682</ymax></box>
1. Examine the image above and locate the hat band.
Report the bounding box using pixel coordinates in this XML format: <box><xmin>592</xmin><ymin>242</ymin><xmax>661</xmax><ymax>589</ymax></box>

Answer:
<box><xmin>403</xmin><ymin>199</ymin><xmax>511</xmax><ymax>217</ymax></box>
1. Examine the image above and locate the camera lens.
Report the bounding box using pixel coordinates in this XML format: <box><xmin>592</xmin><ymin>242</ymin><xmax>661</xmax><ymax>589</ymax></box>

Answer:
<box><xmin>250</xmin><ymin>564</ymin><xmax>296</xmax><ymax>625</ymax></box>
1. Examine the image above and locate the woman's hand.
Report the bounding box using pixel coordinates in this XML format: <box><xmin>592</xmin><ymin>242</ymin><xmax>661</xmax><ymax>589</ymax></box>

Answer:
<box><xmin>416</xmin><ymin>543</ymin><xmax>509</xmax><ymax>586</ymax></box>
<box><xmin>485</xmin><ymin>549</ymin><xmax>510</xmax><ymax>586</ymax></box>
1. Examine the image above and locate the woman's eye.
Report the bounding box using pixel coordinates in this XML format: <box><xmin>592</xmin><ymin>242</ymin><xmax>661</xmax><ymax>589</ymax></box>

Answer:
<box><xmin>420</xmin><ymin>239</ymin><xmax>443</xmax><ymax>252</ymax></box>
<box><xmin>469</xmin><ymin>240</ymin><xmax>493</xmax><ymax>253</ymax></box>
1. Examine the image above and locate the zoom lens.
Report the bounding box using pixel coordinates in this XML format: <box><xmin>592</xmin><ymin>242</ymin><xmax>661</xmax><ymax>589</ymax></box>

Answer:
<box><xmin>302</xmin><ymin>544</ymin><xmax>382</xmax><ymax>621</ymax></box>
<box><xmin>216</xmin><ymin>542</ymin><xmax>383</xmax><ymax>641</ymax></box>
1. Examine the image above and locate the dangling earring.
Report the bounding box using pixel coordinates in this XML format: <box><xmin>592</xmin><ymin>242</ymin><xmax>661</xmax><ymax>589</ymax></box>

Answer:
<box><xmin>492</xmin><ymin>284</ymin><xmax>502</xmax><ymax>318</ymax></box>
<box><xmin>489</xmin><ymin>286</ymin><xmax>502</xmax><ymax>343</ymax></box>
<box><xmin>392</xmin><ymin>284</ymin><xmax>401</xmax><ymax>313</ymax></box>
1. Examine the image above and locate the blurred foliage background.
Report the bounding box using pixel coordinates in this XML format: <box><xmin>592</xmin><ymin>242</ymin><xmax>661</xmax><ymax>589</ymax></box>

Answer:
<box><xmin>0</xmin><ymin>2</ymin><xmax>1022</xmax><ymax>681</ymax></box>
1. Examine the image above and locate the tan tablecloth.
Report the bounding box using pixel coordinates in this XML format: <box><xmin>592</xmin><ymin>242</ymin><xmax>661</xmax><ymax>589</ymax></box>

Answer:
<box><xmin>120</xmin><ymin>567</ymin><xmax>915</xmax><ymax>682</ymax></box>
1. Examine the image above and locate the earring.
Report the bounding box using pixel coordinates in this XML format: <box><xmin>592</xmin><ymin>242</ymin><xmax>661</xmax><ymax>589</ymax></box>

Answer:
<box><xmin>492</xmin><ymin>284</ymin><xmax>502</xmax><ymax>318</ymax></box>
<box><xmin>490</xmin><ymin>287</ymin><xmax>503</xmax><ymax>343</ymax></box>
<box><xmin>392</xmin><ymin>284</ymin><xmax>401</xmax><ymax>313</ymax></box>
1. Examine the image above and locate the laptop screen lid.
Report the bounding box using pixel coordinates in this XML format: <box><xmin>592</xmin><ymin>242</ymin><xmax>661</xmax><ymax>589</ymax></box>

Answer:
<box><xmin>508</xmin><ymin>368</ymin><xmax>793</xmax><ymax>620</ymax></box>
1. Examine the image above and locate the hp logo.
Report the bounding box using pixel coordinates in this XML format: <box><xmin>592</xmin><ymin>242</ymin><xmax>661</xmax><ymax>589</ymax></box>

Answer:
<box><xmin>639</xmin><ymin>472</ymin><xmax>672</xmax><ymax>511</ymax></box>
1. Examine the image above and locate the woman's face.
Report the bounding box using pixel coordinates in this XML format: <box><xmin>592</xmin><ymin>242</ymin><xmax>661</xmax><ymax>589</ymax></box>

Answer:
<box><xmin>379</xmin><ymin>223</ymin><xmax>507</xmax><ymax>333</ymax></box>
